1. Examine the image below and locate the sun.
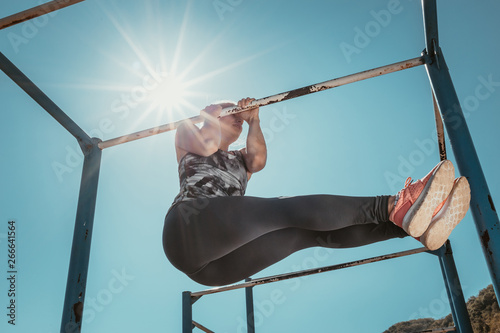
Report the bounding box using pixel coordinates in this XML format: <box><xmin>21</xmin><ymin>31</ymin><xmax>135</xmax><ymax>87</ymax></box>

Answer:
<box><xmin>94</xmin><ymin>0</ymin><xmax>276</xmax><ymax>131</ymax></box>
<box><xmin>147</xmin><ymin>73</ymin><xmax>188</xmax><ymax>114</ymax></box>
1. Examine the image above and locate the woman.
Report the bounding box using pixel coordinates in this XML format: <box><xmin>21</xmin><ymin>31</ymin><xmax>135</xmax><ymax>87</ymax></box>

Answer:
<box><xmin>163</xmin><ymin>98</ymin><xmax>470</xmax><ymax>286</ymax></box>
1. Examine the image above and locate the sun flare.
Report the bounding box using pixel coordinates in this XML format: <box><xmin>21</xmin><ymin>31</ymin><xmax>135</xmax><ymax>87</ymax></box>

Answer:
<box><xmin>147</xmin><ymin>73</ymin><xmax>188</xmax><ymax>114</ymax></box>
<box><xmin>93</xmin><ymin>0</ymin><xmax>273</xmax><ymax>135</ymax></box>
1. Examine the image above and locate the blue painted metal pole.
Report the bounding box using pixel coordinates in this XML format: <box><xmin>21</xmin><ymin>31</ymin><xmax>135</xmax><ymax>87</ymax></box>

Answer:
<box><xmin>0</xmin><ymin>51</ymin><xmax>91</xmax><ymax>148</ymax></box>
<box><xmin>245</xmin><ymin>278</ymin><xmax>255</xmax><ymax>333</ymax></box>
<box><xmin>432</xmin><ymin>241</ymin><xmax>473</xmax><ymax>333</ymax></box>
<box><xmin>60</xmin><ymin>138</ymin><xmax>102</xmax><ymax>333</ymax></box>
<box><xmin>422</xmin><ymin>0</ymin><xmax>438</xmax><ymax>58</ymax></box>
<box><xmin>422</xmin><ymin>0</ymin><xmax>500</xmax><ymax>298</ymax></box>
<box><xmin>182</xmin><ymin>291</ymin><xmax>193</xmax><ymax>333</ymax></box>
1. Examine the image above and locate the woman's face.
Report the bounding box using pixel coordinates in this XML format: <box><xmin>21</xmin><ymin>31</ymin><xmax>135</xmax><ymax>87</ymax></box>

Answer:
<box><xmin>219</xmin><ymin>114</ymin><xmax>243</xmax><ymax>143</ymax></box>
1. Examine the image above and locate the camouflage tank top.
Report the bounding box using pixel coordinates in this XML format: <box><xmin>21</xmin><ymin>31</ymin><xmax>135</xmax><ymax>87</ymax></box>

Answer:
<box><xmin>172</xmin><ymin>149</ymin><xmax>249</xmax><ymax>205</ymax></box>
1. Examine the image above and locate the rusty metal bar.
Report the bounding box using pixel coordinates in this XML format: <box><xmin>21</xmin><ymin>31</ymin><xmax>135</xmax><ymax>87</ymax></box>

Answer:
<box><xmin>98</xmin><ymin>56</ymin><xmax>425</xmax><ymax>149</ymax></box>
<box><xmin>192</xmin><ymin>321</ymin><xmax>214</xmax><ymax>333</ymax></box>
<box><xmin>0</xmin><ymin>0</ymin><xmax>85</xmax><ymax>30</ymax></box>
<box><xmin>99</xmin><ymin>115</ymin><xmax>202</xmax><ymax>149</ymax></box>
<box><xmin>190</xmin><ymin>247</ymin><xmax>428</xmax><ymax>298</ymax></box>
<box><xmin>432</xmin><ymin>91</ymin><xmax>447</xmax><ymax>161</ymax></box>
<box><xmin>218</xmin><ymin>56</ymin><xmax>426</xmax><ymax>117</ymax></box>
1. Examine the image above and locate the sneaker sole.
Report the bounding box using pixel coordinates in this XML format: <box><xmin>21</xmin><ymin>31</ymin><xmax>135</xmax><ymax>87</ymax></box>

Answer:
<box><xmin>420</xmin><ymin>177</ymin><xmax>470</xmax><ymax>251</ymax></box>
<box><xmin>402</xmin><ymin>160</ymin><xmax>455</xmax><ymax>237</ymax></box>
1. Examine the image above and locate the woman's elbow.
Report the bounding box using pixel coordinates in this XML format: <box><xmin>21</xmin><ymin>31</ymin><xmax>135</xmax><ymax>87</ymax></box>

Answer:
<box><xmin>247</xmin><ymin>156</ymin><xmax>267</xmax><ymax>173</ymax></box>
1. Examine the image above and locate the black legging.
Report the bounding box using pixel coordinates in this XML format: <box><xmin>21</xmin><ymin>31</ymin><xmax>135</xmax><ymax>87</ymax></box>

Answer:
<box><xmin>162</xmin><ymin>195</ymin><xmax>408</xmax><ymax>286</ymax></box>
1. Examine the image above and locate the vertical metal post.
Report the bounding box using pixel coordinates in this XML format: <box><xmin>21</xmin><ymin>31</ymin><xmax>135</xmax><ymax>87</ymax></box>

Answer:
<box><xmin>60</xmin><ymin>138</ymin><xmax>102</xmax><ymax>333</ymax></box>
<box><xmin>422</xmin><ymin>0</ymin><xmax>438</xmax><ymax>57</ymax></box>
<box><xmin>433</xmin><ymin>241</ymin><xmax>473</xmax><ymax>333</ymax></box>
<box><xmin>245</xmin><ymin>278</ymin><xmax>255</xmax><ymax>333</ymax></box>
<box><xmin>422</xmin><ymin>0</ymin><xmax>500</xmax><ymax>298</ymax></box>
<box><xmin>183</xmin><ymin>291</ymin><xmax>193</xmax><ymax>333</ymax></box>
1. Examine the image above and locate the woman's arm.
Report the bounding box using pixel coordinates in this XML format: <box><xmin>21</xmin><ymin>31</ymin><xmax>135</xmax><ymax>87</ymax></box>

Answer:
<box><xmin>238</xmin><ymin>98</ymin><xmax>267</xmax><ymax>174</ymax></box>
<box><xmin>175</xmin><ymin>104</ymin><xmax>222</xmax><ymax>162</ymax></box>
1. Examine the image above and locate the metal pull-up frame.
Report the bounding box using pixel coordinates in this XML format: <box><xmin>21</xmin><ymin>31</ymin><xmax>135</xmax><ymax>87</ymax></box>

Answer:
<box><xmin>183</xmin><ymin>242</ymin><xmax>470</xmax><ymax>333</ymax></box>
<box><xmin>0</xmin><ymin>0</ymin><xmax>499</xmax><ymax>332</ymax></box>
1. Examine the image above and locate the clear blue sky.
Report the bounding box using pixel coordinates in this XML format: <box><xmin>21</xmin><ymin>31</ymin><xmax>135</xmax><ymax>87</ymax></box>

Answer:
<box><xmin>1</xmin><ymin>0</ymin><xmax>499</xmax><ymax>332</ymax></box>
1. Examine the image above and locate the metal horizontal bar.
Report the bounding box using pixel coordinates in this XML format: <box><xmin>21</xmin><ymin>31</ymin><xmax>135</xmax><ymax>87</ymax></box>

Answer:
<box><xmin>98</xmin><ymin>115</ymin><xmax>203</xmax><ymax>149</ymax></box>
<box><xmin>192</xmin><ymin>321</ymin><xmax>214</xmax><ymax>333</ymax></box>
<box><xmin>190</xmin><ymin>247</ymin><xmax>429</xmax><ymax>298</ymax></box>
<box><xmin>0</xmin><ymin>0</ymin><xmax>85</xmax><ymax>30</ymax></box>
<box><xmin>98</xmin><ymin>56</ymin><xmax>425</xmax><ymax>149</ymax></box>
<box><xmin>0</xmin><ymin>51</ymin><xmax>91</xmax><ymax>147</ymax></box>
<box><xmin>219</xmin><ymin>56</ymin><xmax>426</xmax><ymax>117</ymax></box>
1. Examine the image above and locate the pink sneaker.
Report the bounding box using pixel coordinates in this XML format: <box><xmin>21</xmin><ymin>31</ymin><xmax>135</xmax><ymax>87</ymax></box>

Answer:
<box><xmin>419</xmin><ymin>177</ymin><xmax>471</xmax><ymax>250</ymax></box>
<box><xmin>390</xmin><ymin>160</ymin><xmax>455</xmax><ymax>237</ymax></box>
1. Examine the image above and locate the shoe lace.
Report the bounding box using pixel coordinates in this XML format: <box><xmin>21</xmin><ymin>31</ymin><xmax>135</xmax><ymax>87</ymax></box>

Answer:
<box><xmin>404</xmin><ymin>177</ymin><xmax>413</xmax><ymax>188</ymax></box>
